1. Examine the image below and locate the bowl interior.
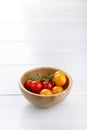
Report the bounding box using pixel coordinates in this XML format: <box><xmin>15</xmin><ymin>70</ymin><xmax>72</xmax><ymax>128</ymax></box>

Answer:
<box><xmin>21</xmin><ymin>67</ymin><xmax>70</xmax><ymax>92</ymax></box>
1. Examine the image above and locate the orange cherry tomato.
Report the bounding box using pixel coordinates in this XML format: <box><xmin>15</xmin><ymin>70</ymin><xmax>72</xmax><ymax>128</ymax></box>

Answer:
<box><xmin>40</xmin><ymin>89</ymin><xmax>52</xmax><ymax>95</ymax></box>
<box><xmin>53</xmin><ymin>70</ymin><xmax>66</xmax><ymax>86</ymax></box>
<box><xmin>52</xmin><ymin>86</ymin><xmax>64</xmax><ymax>94</ymax></box>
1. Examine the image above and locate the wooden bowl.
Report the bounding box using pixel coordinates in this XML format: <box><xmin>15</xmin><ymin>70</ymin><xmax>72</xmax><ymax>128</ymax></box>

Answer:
<box><xmin>19</xmin><ymin>67</ymin><xmax>72</xmax><ymax>107</ymax></box>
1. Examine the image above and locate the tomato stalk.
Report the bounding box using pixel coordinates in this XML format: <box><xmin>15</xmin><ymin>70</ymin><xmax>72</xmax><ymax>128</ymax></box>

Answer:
<box><xmin>29</xmin><ymin>74</ymin><xmax>53</xmax><ymax>82</ymax></box>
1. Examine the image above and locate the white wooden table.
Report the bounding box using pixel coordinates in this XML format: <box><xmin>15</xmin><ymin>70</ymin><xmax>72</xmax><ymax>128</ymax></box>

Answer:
<box><xmin>0</xmin><ymin>0</ymin><xmax>87</xmax><ymax>130</ymax></box>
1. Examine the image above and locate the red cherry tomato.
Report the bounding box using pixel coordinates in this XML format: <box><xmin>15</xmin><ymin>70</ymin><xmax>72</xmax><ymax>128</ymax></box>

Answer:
<box><xmin>25</xmin><ymin>80</ymin><xmax>32</xmax><ymax>90</ymax></box>
<box><xmin>30</xmin><ymin>81</ymin><xmax>43</xmax><ymax>93</ymax></box>
<box><xmin>43</xmin><ymin>81</ymin><xmax>53</xmax><ymax>90</ymax></box>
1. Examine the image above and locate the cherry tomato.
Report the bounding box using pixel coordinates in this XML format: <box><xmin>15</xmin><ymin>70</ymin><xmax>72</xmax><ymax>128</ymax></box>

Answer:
<box><xmin>53</xmin><ymin>71</ymin><xmax>66</xmax><ymax>86</ymax></box>
<box><xmin>40</xmin><ymin>80</ymin><xmax>44</xmax><ymax>84</ymax></box>
<box><xmin>30</xmin><ymin>81</ymin><xmax>43</xmax><ymax>93</ymax></box>
<box><xmin>52</xmin><ymin>86</ymin><xmax>64</xmax><ymax>94</ymax></box>
<box><xmin>40</xmin><ymin>89</ymin><xmax>52</xmax><ymax>95</ymax></box>
<box><xmin>25</xmin><ymin>80</ymin><xmax>43</xmax><ymax>93</ymax></box>
<box><xmin>25</xmin><ymin>80</ymin><xmax>32</xmax><ymax>90</ymax></box>
<box><xmin>43</xmin><ymin>81</ymin><xmax>53</xmax><ymax>90</ymax></box>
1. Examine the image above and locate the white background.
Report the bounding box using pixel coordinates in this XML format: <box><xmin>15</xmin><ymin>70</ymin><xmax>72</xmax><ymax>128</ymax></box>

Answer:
<box><xmin>0</xmin><ymin>0</ymin><xmax>87</xmax><ymax>130</ymax></box>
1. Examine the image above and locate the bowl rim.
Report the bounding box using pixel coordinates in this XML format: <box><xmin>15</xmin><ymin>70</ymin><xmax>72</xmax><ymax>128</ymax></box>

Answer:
<box><xmin>19</xmin><ymin>67</ymin><xmax>72</xmax><ymax>97</ymax></box>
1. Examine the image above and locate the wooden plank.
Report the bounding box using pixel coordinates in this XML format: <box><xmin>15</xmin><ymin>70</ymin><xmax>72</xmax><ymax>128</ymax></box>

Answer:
<box><xmin>0</xmin><ymin>41</ymin><xmax>86</xmax><ymax>65</ymax></box>
<box><xmin>0</xmin><ymin>61</ymin><xmax>87</xmax><ymax>95</ymax></box>
<box><xmin>0</xmin><ymin>65</ymin><xmax>38</xmax><ymax>94</ymax></box>
<box><xmin>0</xmin><ymin>95</ymin><xmax>87</xmax><ymax>130</ymax></box>
<box><xmin>0</xmin><ymin>0</ymin><xmax>87</xmax><ymax>41</ymax></box>
<box><xmin>0</xmin><ymin>1</ymin><xmax>86</xmax><ymax>23</ymax></box>
<box><xmin>0</xmin><ymin>41</ymin><xmax>87</xmax><ymax>94</ymax></box>
<box><xmin>0</xmin><ymin>23</ymin><xmax>86</xmax><ymax>41</ymax></box>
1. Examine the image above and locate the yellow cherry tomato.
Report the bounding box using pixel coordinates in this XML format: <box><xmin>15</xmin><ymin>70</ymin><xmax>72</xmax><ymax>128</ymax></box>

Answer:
<box><xmin>40</xmin><ymin>89</ymin><xmax>52</xmax><ymax>95</ymax></box>
<box><xmin>52</xmin><ymin>86</ymin><xmax>64</xmax><ymax>94</ymax></box>
<box><xmin>53</xmin><ymin>70</ymin><xmax>66</xmax><ymax>86</ymax></box>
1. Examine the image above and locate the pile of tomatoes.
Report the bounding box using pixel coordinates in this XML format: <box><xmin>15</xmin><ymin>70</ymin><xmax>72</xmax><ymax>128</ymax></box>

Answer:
<box><xmin>25</xmin><ymin>70</ymin><xmax>67</xmax><ymax>95</ymax></box>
